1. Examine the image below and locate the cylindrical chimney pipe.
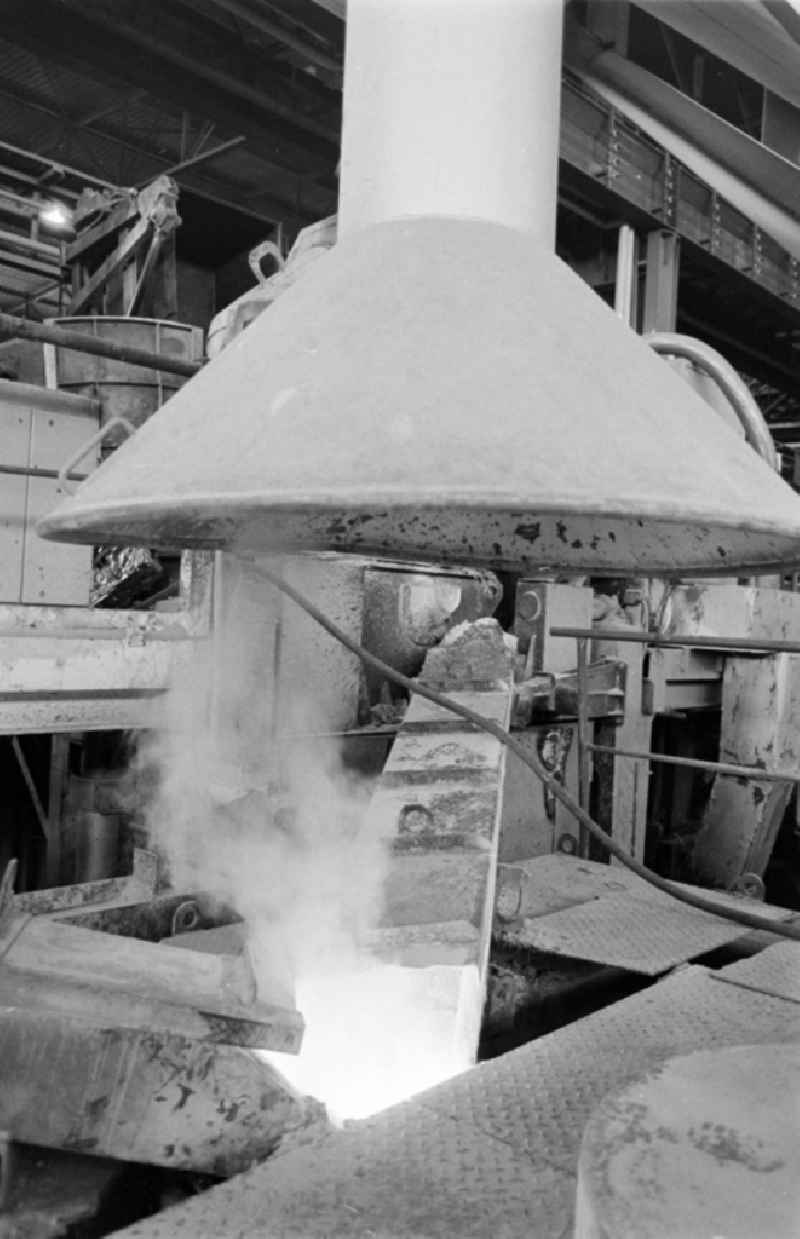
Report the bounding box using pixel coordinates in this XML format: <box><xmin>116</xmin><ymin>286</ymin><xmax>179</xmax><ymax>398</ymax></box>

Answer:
<box><xmin>338</xmin><ymin>0</ymin><xmax>564</xmax><ymax>245</ymax></box>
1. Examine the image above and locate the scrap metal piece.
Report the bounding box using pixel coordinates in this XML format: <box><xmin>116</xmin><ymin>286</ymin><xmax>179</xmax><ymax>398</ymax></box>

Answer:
<box><xmin>0</xmin><ymin>842</ymin><xmax>308</xmax><ymax>1173</ymax></box>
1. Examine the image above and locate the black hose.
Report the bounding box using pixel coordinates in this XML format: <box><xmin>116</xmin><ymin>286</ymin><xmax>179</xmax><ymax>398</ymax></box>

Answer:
<box><xmin>255</xmin><ymin>563</ymin><xmax>800</xmax><ymax>943</ymax></box>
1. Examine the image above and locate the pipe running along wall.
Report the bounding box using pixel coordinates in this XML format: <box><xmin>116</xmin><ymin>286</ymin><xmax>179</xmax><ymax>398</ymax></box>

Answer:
<box><xmin>0</xmin><ymin>312</ymin><xmax>201</xmax><ymax>379</ymax></box>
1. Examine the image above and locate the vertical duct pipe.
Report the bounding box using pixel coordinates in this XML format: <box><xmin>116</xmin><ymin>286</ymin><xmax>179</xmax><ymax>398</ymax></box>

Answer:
<box><xmin>338</xmin><ymin>0</ymin><xmax>565</xmax><ymax>244</ymax></box>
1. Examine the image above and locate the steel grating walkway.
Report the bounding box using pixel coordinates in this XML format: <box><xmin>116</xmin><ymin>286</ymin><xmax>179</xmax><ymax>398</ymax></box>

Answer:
<box><xmin>115</xmin><ymin>945</ymin><xmax>800</xmax><ymax>1239</ymax></box>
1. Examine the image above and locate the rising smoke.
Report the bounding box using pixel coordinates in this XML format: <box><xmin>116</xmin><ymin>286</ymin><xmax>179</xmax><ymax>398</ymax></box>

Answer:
<box><xmin>134</xmin><ymin>552</ymin><xmax>476</xmax><ymax>1122</ymax></box>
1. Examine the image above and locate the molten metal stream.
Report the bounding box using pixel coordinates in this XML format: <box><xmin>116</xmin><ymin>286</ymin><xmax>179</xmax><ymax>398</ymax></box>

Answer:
<box><xmin>254</xmin><ymin>563</ymin><xmax>800</xmax><ymax>942</ymax></box>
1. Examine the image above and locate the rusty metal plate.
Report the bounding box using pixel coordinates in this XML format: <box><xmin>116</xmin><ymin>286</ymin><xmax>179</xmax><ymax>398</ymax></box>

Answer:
<box><xmin>113</xmin><ymin>966</ymin><xmax>800</xmax><ymax>1239</ymax></box>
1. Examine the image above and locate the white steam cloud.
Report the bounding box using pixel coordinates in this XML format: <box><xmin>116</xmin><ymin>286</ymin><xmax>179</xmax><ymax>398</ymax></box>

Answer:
<box><xmin>134</xmin><ymin>552</ymin><xmax>475</xmax><ymax>1123</ymax></box>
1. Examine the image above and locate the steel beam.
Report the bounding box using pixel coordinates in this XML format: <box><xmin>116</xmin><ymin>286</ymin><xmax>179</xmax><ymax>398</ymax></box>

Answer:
<box><xmin>73</xmin><ymin>5</ymin><xmax>339</xmax><ymax>143</ymax></box>
<box><xmin>0</xmin><ymin>137</ymin><xmax>113</xmax><ymax>191</ymax></box>
<box><xmin>134</xmin><ymin>134</ymin><xmax>247</xmax><ymax>186</ymax></box>
<box><xmin>187</xmin><ymin>0</ymin><xmax>343</xmax><ymax>78</ymax></box>
<box><xmin>559</xmin><ymin>74</ymin><xmax>800</xmax><ymax>324</ymax></box>
<box><xmin>613</xmin><ymin>223</ymin><xmax>639</xmax><ymax>327</ymax></box>
<box><xmin>7</xmin><ymin>0</ymin><xmax>340</xmax><ymax>165</ymax></box>
<box><xmin>643</xmin><ymin>229</ymin><xmax>680</xmax><ymax>333</ymax></box>
<box><xmin>0</xmin><ymin>81</ymin><xmax>324</xmax><ymax>230</ymax></box>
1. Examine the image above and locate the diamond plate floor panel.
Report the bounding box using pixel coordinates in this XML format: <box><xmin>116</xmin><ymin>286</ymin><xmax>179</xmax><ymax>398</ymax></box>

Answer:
<box><xmin>509</xmin><ymin>854</ymin><xmax>794</xmax><ymax>922</ymax></box>
<box><xmin>505</xmin><ymin>892</ymin><xmax>758</xmax><ymax>974</ymax></box>
<box><xmin>114</xmin><ymin>965</ymin><xmax>800</xmax><ymax>1239</ymax></box>
<box><xmin>716</xmin><ymin>940</ymin><xmax>800</xmax><ymax>1003</ymax></box>
<box><xmin>414</xmin><ymin>964</ymin><xmax>800</xmax><ymax>1175</ymax></box>
<box><xmin>502</xmin><ymin>854</ymin><xmax>795</xmax><ymax>974</ymax></box>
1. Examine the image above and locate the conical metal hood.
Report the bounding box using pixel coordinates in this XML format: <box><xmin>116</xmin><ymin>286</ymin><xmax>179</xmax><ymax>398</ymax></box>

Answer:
<box><xmin>38</xmin><ymin>216</ymin><xmax>800</xmax><ymax>576</ymax></box>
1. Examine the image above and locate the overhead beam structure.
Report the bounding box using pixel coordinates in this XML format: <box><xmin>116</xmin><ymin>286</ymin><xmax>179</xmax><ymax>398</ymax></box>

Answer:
<box><xmin>0</xmin><ymin>0</ymin><xmax>340</xmax><ymax>219</ymax></box>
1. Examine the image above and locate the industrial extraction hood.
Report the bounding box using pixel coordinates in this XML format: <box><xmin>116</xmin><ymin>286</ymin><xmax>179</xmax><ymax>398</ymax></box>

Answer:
<box><xmin>37</xmin><ymin>0</ymin><xmax>800</xmax><ymax>578</ymax></box>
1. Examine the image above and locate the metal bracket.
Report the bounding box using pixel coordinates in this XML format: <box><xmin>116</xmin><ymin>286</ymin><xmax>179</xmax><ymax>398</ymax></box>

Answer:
<box><xmin>731</xmin><ymin>873</ymin><xmax>766</xmax><ymax>902</ymax></box>
<box><xmin>57</xmin><ymin>415</ymin><xmax>135</xmax><ymax>494</ymax></box>
<box><xmin>513</xmin><ymin>660</ymin><xmax>626</xmax><ymax>726</ymax></box>
<box><xmin>249</xmin><ymin>238</ymin><xmax>285</xmax><ymax>285</ymax></box>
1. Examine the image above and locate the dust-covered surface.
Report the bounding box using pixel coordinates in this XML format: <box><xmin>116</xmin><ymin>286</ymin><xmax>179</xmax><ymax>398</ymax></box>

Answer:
<box><xmin>39</xmin><ymin>218</ymin><xmax>800</xmax><ymax>575</ymax></box>
<box><xmin>109</xmin><ymin>963</ymin><xmax>800</xmax><ymax>1238</ymax></box>
<box><xmin>575</xmin><ymin>1044</ymin><xmax>800</xmax><ymax>1238</ymax></box>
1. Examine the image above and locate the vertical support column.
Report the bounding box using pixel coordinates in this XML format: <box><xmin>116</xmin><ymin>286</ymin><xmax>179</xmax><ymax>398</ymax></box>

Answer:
<box><xmin>152</xmin><ymin>232</ymin><xmax>179</xmax><ymax>321</ymax></box>
<box><xmin>638</xmin><ymin>227</ymin><xmax>681</xmax><ymax>864</ymax></box>
<box><xmin>642</xmin><ymin>230</ymin><xmax>680</xmax><ymax>334</ymax></box>
<box><xmin>693</xmin><ymin>654</ymin><xmax>799</xmax><ymax>885</ymax></box>
<box><xmin>614</xmin><ymin>224</ymin><xmax>639</xmax><ymax>329</ymax></box>
<box><xmin>122</xmin><ymin>260</ymin><xmax>138</xmax><ymax>316</ymax></box>
<box><xmin>45</xmin><ymin>734</ymin><xmax>70</xmax><ymax>886</ymax></box>
<box><xmin>576</xmin><ymin>636</ymin><xmax>591</xmax><ymax>858</ymax></box>
<box><xmin>593</xmin><ymin>633</ymin><xmax>652</xmax><ymax>866</ymax></box>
